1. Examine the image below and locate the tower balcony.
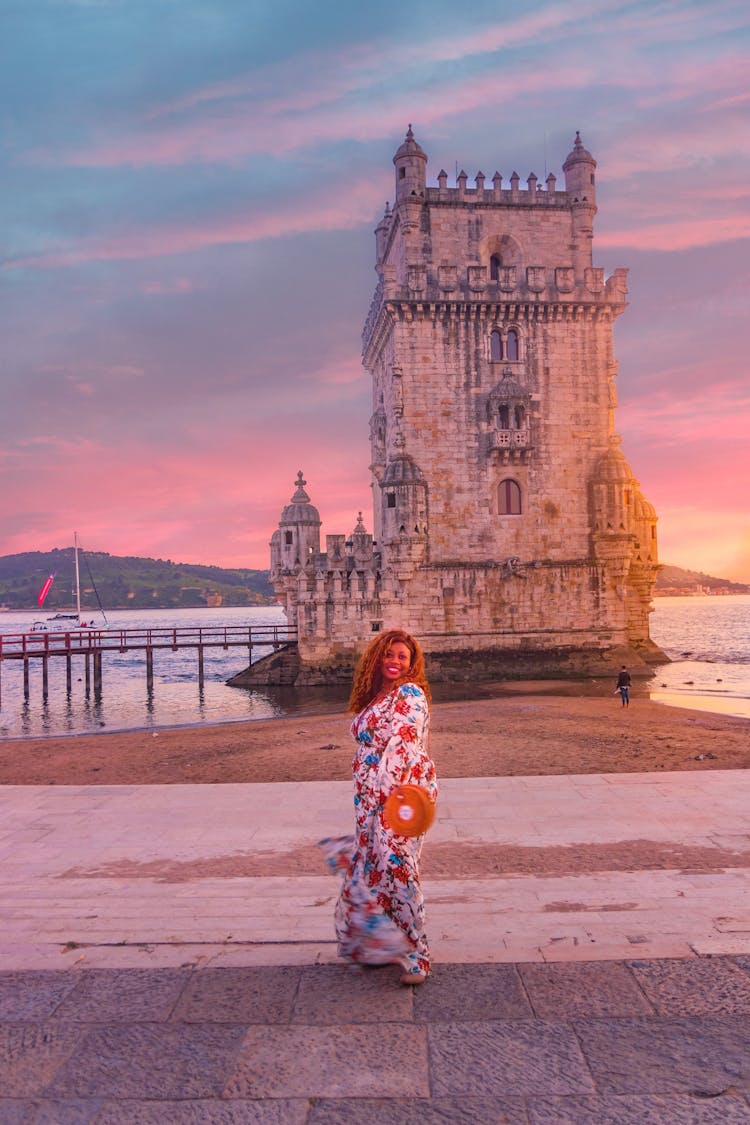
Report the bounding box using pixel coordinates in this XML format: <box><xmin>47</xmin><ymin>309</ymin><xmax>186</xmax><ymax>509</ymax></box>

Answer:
<box><xmin>489</xmin><ymin>428</ymin><xmax>532</xmax><ymax>464</ymax></box>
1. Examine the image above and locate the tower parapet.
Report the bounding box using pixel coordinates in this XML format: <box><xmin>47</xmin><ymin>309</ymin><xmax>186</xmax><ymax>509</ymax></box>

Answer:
<box><xmin>364</xmin><ymin>131</ymin><xmax>624</xmax><ymax>357</ymax></box>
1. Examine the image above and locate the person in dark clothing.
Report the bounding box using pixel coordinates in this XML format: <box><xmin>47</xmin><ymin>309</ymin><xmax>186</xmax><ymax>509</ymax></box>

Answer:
<box><xmin>616</xmin><ymin>666</ymin><xmax>631</xmax><ymax>707</ymax></box>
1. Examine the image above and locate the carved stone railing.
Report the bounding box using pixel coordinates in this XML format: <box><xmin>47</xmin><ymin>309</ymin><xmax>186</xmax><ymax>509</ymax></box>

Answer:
<box><xmin>491</xmin><ymin>429</ymin><xmax>529</xmax><ymax>450</ymax></box>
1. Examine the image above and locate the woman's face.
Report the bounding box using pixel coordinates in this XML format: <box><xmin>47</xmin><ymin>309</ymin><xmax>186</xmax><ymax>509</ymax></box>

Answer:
<box><xmin>380</xmin><ymin>640</ymin><xmax>412</xmax><ymax>686</ymax></box>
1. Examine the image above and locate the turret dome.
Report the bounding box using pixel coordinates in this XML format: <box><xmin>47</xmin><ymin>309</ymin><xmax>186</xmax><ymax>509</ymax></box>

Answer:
<box><xmin>563</xmin><ymin>131</ymin><xmax>596</xmax><ymax>171</ymax></box>
<box><xmin>382</xmin><ymin>454</ymin><xmax>425</xmax><ymax>484</ymax></box>
<box><xmin>490</xmin><ymin>369</ymin><xmax>529</xmax><ymax>401</ymax></box>
<box><xmin>595</xmin><ymin>441</ymin><xmax>635</xmax><ymax>484</ymax></box>
<box><xmin>633</xmin><ymin>491</ymin><xmax>656</xmax><ymax>521</ymax></box>
<box><xmin>280</xmin><ymin>471</ymin><xmax>321</xmax><ymax>526</ymax></box>
<box><xmin>393</xmin><ymin>125</ymin><xmax>427</xmax><ymax>165</ymax></box>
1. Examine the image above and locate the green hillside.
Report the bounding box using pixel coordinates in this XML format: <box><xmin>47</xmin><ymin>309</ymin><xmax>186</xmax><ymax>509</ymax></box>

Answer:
<box><xmin>654</xmin><ymin>564</ymin><xmax>749</xmax><ymax>595</ymax></box>
<box><xmin>0</xmin><ymin>549</ymin><xmax>274</xmax><ymax>611</ymax></box>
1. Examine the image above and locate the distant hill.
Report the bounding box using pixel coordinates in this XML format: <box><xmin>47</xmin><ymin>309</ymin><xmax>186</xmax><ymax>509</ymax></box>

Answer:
<box><xmin>0</xmin><ymin>549</ymin><xmax>274</xmax><ymax>611</ymax></box>
<box><xmin>655</xmin><ymin>563</ymin><xmax>750</xmax><ymax>596</ymax></box>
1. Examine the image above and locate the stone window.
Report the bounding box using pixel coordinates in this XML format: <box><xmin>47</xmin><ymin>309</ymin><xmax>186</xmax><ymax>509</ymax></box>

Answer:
<box><xmin>284</xmin><ymin>531</ymin><xmax>293</xmax><ymax>545</ymax></box>
<box><xmin>490</xmin><ymin>254</ymin><xmax>501</xmax><ymax>281</ymax></box>
<box><xmin>490</xmin><ymin>328</ymin><xmax>522</xmax><ymax>363</ymax></box>
<box><xmin>386</xmin><ymin>493</ymin><xmax>396</xmax><ymax>508</ymax></box>
<box><xmin>498</xmin><ymin>479</ymin><xmax>522</xmax><ymax>515</ymax></box>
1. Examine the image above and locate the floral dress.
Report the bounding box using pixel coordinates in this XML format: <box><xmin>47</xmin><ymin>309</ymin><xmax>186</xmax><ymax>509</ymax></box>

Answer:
<box><xmin>320</xmin><ymin>682</ymin><xmax>437</xmax><ymax>977</ymax></box>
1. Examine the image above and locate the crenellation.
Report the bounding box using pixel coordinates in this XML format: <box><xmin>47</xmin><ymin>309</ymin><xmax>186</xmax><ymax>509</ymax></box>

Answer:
<box><xmin>268</xmin><ymin>127</ymin><xmax>661</xmax><ymax>681</ymax></box>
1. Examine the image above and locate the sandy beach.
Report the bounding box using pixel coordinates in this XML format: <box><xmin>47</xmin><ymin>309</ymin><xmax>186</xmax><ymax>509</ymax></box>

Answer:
<box><xmin>1</xmin><ymin>686</ymin><xmax>748</xmax><ymax>786</ymax></box>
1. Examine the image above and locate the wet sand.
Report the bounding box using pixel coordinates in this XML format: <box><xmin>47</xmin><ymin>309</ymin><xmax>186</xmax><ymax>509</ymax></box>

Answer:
<box><xmin>1</xmin><ymin>686</ymin><xmax>748</xmax><ymax>785</ymax></box>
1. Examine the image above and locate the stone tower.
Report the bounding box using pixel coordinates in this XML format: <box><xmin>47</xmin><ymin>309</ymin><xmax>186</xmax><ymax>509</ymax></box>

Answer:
<box><xmin>265</xmin><ymin>129</ymin><xmax>661</xmax><ymax>681</ymax></box>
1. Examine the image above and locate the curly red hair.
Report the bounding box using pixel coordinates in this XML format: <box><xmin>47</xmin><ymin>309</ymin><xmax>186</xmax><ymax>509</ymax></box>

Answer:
<box><xmin>348</xmin><ymin>629</ymin><xmax>431</xmax><ymax>713</ymax></box>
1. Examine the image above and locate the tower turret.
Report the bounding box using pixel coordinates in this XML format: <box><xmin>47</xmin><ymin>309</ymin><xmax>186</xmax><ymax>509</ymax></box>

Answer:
<box><xmin>379</xmin><ymin>453</ymin><xmax>428</xmax><ymax>578</ymax></box>
<box><xmin>393</xmin><ymin>125</ymin><xmax>427</xmax><ymax>203</ymax></box>
<box><xmin>563</xmin><ymin>131</ymin><xmax>597</xmax><ymax>201</ymax></box>
<box><xmin>275</xmin><ymin>471</ymin><xmax>321</xmax><ymax>572</ymax></box>
<box><xmin>374</xmin><ymin>202</ymin><xmax>391</xmax><ymax>268</ymax></box>
<box><xmin>563</xmin><ymin>132</ymin><xmax>598</xmax><ymax>277</ymax></box>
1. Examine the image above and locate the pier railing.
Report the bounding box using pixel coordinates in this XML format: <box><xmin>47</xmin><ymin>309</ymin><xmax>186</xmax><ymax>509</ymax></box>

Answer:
<box><xmin>0</xmin><ymin>623</ymin><xmax>296</xmax><ymax>659</ymax></box>
<box><xmin>0</xmin><ymin>623</ymin><xmax>297</xmax><ymax>704</ymax></box>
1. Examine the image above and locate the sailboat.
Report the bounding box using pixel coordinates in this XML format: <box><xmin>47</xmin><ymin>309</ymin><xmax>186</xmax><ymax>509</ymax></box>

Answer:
<box><xmin>34</xmin><ymin>533</ymin><xmax>109</xmax><ymax>630</ymax></box>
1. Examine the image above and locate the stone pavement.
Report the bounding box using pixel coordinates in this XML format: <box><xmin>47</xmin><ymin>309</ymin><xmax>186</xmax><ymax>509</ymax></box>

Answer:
<box><xmin>1</xmin><ymin>770</ymin><xmax>750</xmax><ymax>1121</ymax></box>
<box><xmin>1</xmin><ymin>772</ymin><xmax>749</xmax><ymax>969</ymax></box>
<box><xmin>2</xmin><ymin>958</ymin><xmax>750</xmax><ymax>1122</ymax></box>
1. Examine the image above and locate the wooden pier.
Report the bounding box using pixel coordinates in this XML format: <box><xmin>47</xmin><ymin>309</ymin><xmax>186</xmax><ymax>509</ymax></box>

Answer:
<box><xmin>0</xmin><ymin>624</ymin><xmax>297</xmax><ymax>705</ymax></box>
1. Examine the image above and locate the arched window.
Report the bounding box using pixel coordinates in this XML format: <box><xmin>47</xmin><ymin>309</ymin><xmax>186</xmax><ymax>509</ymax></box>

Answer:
<box><xmin>498</xmin><ymin>479</ymin><xmax>522</xmax><ymax>515</ymax></box>
<box><xmin>506</xmin><ymin>329</ymin><xmax>519</xmax><ymax>361</ymax></box>
<box><xmin>514</xmin><ymin>404</ymin><xmax>525</xmax><ymax>429</ymax></box>
<box><xmin>284</xmin><ymin>531</ymin><xmax>293</xmax><ymax>545</ymax></box>
<box><xmin>490</xmin><ymin>330</ymin><xmax>503</xmax><ymax>362</ymax></box>
<box><xmin>489</xmin><ymin>254</ymin><xmax>500</xmax><ymax>281</ymax></box>
<box><xmin>498</xmin><ymin>405</ymin><xmax>510</xmax><ymax>429</ymax></box>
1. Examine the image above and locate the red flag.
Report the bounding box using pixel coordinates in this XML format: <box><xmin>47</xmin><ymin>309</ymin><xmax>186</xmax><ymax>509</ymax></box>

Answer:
<box><xmin>37</xmin><ymin>573</ymin><xmax>55</xmax><ymax>607</ymax></box>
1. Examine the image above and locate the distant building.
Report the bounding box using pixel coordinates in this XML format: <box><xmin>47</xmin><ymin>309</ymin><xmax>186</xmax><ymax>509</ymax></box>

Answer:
<box><xmin>266</xmin><ymin>129</ymin><xmax>661</xmax><ymax>681</ymax></box>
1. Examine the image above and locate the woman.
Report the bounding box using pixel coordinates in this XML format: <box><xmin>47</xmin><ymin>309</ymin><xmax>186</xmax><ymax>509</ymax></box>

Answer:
<box><xmin>320</xmin><ymin>629</ymin><xmax>437</xmax><ymax>985</ymax></box>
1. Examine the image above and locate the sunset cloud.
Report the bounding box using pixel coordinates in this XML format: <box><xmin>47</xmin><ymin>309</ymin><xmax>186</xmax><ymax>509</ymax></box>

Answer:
<box><xmin>1</xmin><ymin>0</ymin><xmax>749</xmax><ymax>581</ymax></box>
<box><xmin>5</xmin><ymin>178</ymin><xmax>385</xmax><ymax>269</ymax></box>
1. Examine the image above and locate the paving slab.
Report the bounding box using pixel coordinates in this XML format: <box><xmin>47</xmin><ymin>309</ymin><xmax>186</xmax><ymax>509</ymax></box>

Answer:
<box><xmin>427</xmin><ymin>1018</ymin><xmax>596</xmax><ymax>1097</ymax></box>
<box><xmin>518</xmin><ymin>960</ymin><xmax>654</xmax><ymax>1018</ymax></box>
<box><xmin>46</xmin><ymin>1023</ymin><xmax>247</xmax><ymax>1100</ymax></box>
<box><xmin>223</xmin><ymin>1024</ymin><xmax>430</xmax><ymax>1100</ymax></box>
<box><xmin>0</xmin><ymin>1023</ymin><xmax>86</xmax><ymax>1099</ymax></box>
<box><xmin>306</xmin><ymin>1097</ymin><xmax>529</xmax><ymax>1124</ymax></box>
<box><xmin>526</xmin><ymin>1093</ymin><xmax>750</xmax><ymax>1124</ymax></box>
<box><xmin>48</xmin><ymin>967</ymin><xmax>189</xmax><ymax>1023</ymax></box>
<box><xmin>628</xmin><ymin>956</ymin><xmax>750</xmax><ymax>1015</ymax></box>
<box><xmin>573</xmin><ymin>1014</ymin><xmax>750</xmax><ymax>1095</ymax></box>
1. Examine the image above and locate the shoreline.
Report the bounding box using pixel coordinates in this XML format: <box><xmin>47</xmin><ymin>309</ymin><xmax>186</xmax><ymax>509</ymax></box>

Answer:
<box><xmin>1</xmin><ymin>688</ymin><xmax>749</xmax><ymax>787</ymax></box>
<box><xmin>2</xmin><ymin>674</ymin><xmax>748</xmax><ymax>744</ymax></box>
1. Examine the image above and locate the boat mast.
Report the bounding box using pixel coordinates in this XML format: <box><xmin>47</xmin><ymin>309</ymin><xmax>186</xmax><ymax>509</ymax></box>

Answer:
<box><xmin>74</xmin><ymin>532</ymin><xmax>81</xmax><ymax>622</ymax></box>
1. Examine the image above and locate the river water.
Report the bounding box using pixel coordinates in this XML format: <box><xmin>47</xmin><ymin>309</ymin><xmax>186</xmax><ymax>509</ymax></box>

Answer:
<box><xmin>647</xmin><ymin>594</ymin><xmax>750</xmax><ymax>720</ymax></box>
<box><xmin>0</xmin><ymin>596</ymin><xmax>748</xmax><ymax>738</ymax></box>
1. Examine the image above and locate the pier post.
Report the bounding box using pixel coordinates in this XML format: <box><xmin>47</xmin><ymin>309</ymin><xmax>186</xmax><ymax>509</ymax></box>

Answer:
<box><xmin>84</xmin><ymin>653</ymin><xmax>91</xmax><ymax>696</ymax></box>
<box><xmin>93</xmin><ymin>651</ymin><xmax>102</xmax><ymax>699</ymax></box>
<box><xmin>198</xmin><ymin>646</ymin><xmax>204</xmax><ymax>690</ymax></box>
<box><xmin>66</xmin><ymin>652</ymin><xmax>72</xmax><ymax>694</ymax></box>
<box><xmin>23</xmin><ymin>659</ymin><xmax>30</xmax><ymax>701</ymax></box>
<box><xmin>146</xmin><ymin>647</ymin><xmax>154</xmax><ymax>694</ymax></box>
<box><xmin>42</xmin><ymin>656</ymin><xmax>49</xmax><ymax>700</ymax></box>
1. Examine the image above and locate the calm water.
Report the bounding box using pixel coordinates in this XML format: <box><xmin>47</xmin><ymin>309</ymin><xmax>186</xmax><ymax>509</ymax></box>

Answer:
<box><xmin>0</xmin><ymin>606</ymin><xmax>347</xmax><ymax>739</ymax></box>
<box><xmin>647</xmin><ymin>594</ymin><xmax>750</xmax><ymax>719</ymax></box>
<box><xmin>0</xmin><ymin>596</ymin><xmax>748</xmax><ymax>737</ymax></box>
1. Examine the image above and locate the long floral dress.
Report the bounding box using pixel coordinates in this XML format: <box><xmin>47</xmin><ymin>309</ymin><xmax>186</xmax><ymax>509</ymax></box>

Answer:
<box><xmin>320</xmin><ymin>682</ymin><xmax>437</xmax><ymax>978</ymax></box>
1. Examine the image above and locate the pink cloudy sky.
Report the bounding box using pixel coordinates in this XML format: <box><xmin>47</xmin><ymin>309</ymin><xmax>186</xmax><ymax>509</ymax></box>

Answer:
<box><xmin>2</xmin><ymin>0</ymin><xmax>749</xmax><ymax>580</ymax></box>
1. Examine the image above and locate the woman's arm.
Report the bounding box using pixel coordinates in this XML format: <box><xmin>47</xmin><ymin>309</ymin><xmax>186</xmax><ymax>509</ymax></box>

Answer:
<box><xmin>376</xmin><ymin>684</ymin><xmax>437</xmax><ymax>800</ymax></box>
